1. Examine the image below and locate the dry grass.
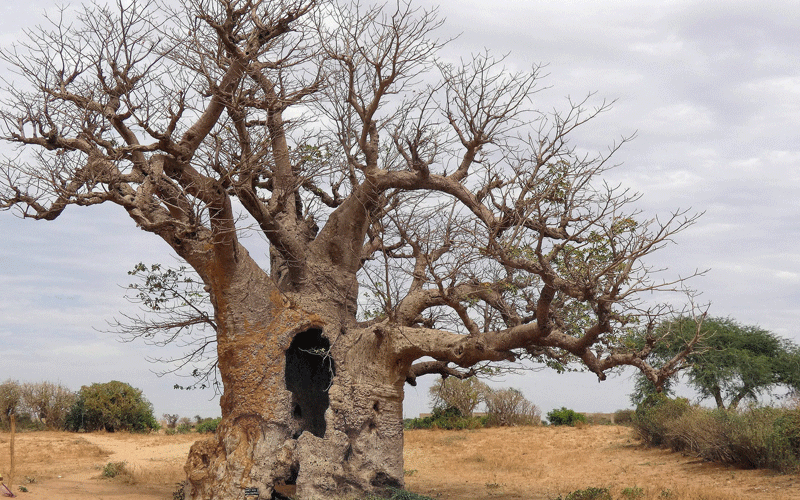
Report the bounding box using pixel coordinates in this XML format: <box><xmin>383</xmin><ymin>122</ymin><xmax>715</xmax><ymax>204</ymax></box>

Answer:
<box><xmin>0</xmin><ymin>431</ymin><xmax>109</xmax><ymax>481</ymax></box>
<box><xmin>404</xmin><ymin>425</ymin><xmax>800</xmax><ymax>500</ymax></box>
<box><xmin>0</xmin><ymin>431</ymin><xmax>196</xmax><ymax>499</ymax></box>
<box><xmin>1</xmin><ymin>426</ymin><xmax>798</xmax><ymax>499</ymax></box>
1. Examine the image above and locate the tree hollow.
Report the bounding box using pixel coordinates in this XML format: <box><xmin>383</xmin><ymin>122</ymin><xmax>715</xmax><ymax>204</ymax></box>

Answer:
<box><xmin>284</xmin><ymin>329</ymin><xmax>334</xmax><ymax>439</ymax></box>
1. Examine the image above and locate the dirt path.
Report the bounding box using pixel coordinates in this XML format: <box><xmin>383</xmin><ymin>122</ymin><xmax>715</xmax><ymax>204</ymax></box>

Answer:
<box><xmin>0</xmin><ymin>431</ymin><xmax>198</xmax><ymax>500</ymax></box>
<box><xmin>1</xmin><ymin>426</ymin><xmax>798</xmax><ymax>499</ymax></box>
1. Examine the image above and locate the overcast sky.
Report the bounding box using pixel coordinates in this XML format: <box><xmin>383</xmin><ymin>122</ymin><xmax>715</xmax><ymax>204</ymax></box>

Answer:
<box><xmin>2</xmin><ymin>0</ymin><xmax>799</xmax><ymax>420</ymax></box>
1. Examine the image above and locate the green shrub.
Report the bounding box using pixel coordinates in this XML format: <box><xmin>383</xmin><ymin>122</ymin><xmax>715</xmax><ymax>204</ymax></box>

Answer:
<box><xmin>620</xmin><ymin>486</ymin><xmax>645</xmax><ymax>499</ymax></box>
<box><xmin>65</xmin><ymin>381</ymin><xmax>158</xmax><ymax>433</ymax></box>
<box><xmin>403</xmin><ymin>406</ymin><xmax>485</xmax><ymax>430</ymax></box>
<box><xmin>635</xmin><ymin>398</ymin><xmax>800</xmax><ymax>473</ymax></box>
<box><xmin>384</xmin><ymin>487</ymin><xmax>436</xmax><ymax>500</ymax></box>
<box><xmin>102</xmin><ymin>461</ymin><xmax>127</xmax><ymax>478</ymax></box>
<box><xmin>546</xmin><ymin>407</ymin><xmax>587</xmax><ymax>426</ymax></box>
<box><xmin>196</xmin><ymin>417</ymin><xmax>222</xmax><ymax>433</ymax></box>
<box><xmin>176</xmin><ymin>422</ymin><xmax>193</xmax><ymax>434</ymax></box>
<box><xmin>632</xmin><ymin>394</ymin><xmax>690</xmax><ymax>445</ymax></box>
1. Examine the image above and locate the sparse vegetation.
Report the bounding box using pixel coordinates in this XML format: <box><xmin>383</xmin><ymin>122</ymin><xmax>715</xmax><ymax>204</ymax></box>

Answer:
<box><xmin>1</xmin><ymin>379</ymin><xmax>77</xmax><ymax>431</ymax></box>
<box><xmin>620</xmin><ymin>486</ymin><xmax>645</xmax><ymax>499</ymax></box>
<box><xmin>163</xmin><ymin>414</ymin><xmax>180</xmax><ymax>429</ymax></box>
<box><xmin>429</xmin><ymin>377</ymin><xmax>488</xmax><ymax>418</ymax></box>
<box><xmin>613</xmin><ymin>409</ymin><xmax>635</xmax><ymax>426</ymax></box>
<box><xmin>1</xmin><ymin>426</ymin><xmax>795</xmax><ymax>499</ymax></box>
<box><xmin>380</xmin><ymin>488</ymin><xmax>436</xmax><ymax>500</ymax></box>
<box><xmin>550</xmin><ymin>487</ymin><xmax>612</xmax><ymax>500</ymax></box>
<box><xmin>101</xmin><ymin>461</ymin><xmax>128</xmax><ymax>478</ymax></box>
<box><xmin>633</xmin><ymin>395</ymin><xmax>800</xmax><ymax>473</ymax></box>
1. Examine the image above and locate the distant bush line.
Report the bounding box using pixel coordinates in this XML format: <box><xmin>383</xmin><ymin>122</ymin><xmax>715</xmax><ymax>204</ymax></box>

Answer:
<box><xmin>633</xmin><ymin>394</ymin><xmax>800</xmax><ymax>473</ymax></box>
<box><xmin>1</xmin><ymin>378</ymin><xmax>219</xmax><ymax>435</ymax></box>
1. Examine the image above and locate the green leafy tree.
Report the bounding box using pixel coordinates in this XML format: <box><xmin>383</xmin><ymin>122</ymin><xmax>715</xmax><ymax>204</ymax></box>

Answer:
<box><xmin>629</xmin><ymin>371</ymin><xmax>677</xmax><ymax>407</ymax></box>
<box><xmin>635</xmin><ymin>317</ymin><xmax>800</xmax><ymax>409</ymax></box>
<box><xmin>66</xmin><ymin>381</ymin><xmax>158</xmax><ymax>432</ymax></box>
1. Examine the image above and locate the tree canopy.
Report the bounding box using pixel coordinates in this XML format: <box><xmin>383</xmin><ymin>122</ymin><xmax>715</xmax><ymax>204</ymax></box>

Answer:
<box><xmin>65</xmin><ymin>380</ymin><xmax>158</xmax><ymax>432</ymax></box>
<box><xmin>634</xmin><ymin>316</ymin><xmax>800</xmax><ymax>409</ymax></box>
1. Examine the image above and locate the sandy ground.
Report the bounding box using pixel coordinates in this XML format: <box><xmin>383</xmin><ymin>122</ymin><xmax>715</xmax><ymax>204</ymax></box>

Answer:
<box><xmin>0</xmin><ymin>431</ymin><xmax>198</xmax><ymax>500</ymax></box>
<box><xmin>405</xmin><ymin>426</ymin><xmax>800</xmax><ymax>500</ymax></box>
<box><xmin>1</xmin><ymin>426</ymin><xmax>798</xmax><ymax>499</ymax></box>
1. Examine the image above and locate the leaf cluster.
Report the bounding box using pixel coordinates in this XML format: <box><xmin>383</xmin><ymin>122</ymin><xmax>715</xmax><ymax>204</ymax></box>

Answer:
<box><xmin>636</xmin><ymin>317</ymin><xmax>800</xmax><ymax>409</ymax></box>
<box><xmin>65</xmin><ymin>380</ymin><xmax>158</xmax><ymax>432</ymax></box>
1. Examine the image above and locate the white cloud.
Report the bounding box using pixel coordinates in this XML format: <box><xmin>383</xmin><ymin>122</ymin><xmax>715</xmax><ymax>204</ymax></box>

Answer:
<box><xmin>641</xmin><ymin>102</ymin><xmax>715</xmax><ymax>137</ymax></box>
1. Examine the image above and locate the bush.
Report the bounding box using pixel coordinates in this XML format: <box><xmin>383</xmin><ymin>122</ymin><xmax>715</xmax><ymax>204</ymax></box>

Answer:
<box><xmin>0</xmin><ymin>379</ymin><xmax>23</xmax><ymax>429</ymax></box>
<box><xmin>551</xmin><ymin>487</ymin><xmax>612</xmax><ymax>500</ymax></box>
<box><xmin>403</xmin><ymin>406</ymin><xmax>485</xmax><ymax>430</ymax></box>
<box><xmin>613</xmin><ymin>409</ymin><xmax>635</xmax><ymax>426</ymax></box>
<box><xmin>634</xmin><ymin>397</ymin><xmax>800</xmax><ymax>473</ymax></box>
<box><xmin>20</xmin><ymin>381</ymin><xmax>76</xmax><ymax>430</ymax></box>
<box><xmin>196</xmin><ymin>417</ymin><xmax>222</xmax><ymax>433</ymax></box>
<box><xmin>102</xmin><ymin>461</ymin><xmax>128</xmax><ymax>478</ymax></box>
<box><xmin>547</xmin><ymin>407</ymin><xmax>587</xmax><ymax>427</ymax></box>
<box><xmin>65</xmin><ymin>381</ymin><xmax>158</xmax><ymax>432</ymax></box>
<box><xmin>632</xmin><ymin>394</ymin><xmax>690</xmax><ymax>445</ymax></box>
<box><xmin>429</xmin><ymin>377</ymin><xmax>488</xmax><ymax>418</ymax></box>
<box><xmin>163</xmin><ymin>414</ymin><xmax>179</xmax><ymax>429</ymax></box>
<box><xmin>485</xmin><ymin>388</ymin><xmax>541</xmax><ymax>427</ymax></box>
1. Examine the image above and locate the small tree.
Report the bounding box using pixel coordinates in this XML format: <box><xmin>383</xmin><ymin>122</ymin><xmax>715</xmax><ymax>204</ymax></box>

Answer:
<box><xmin>20</xmin><ymin>381</ymin><xmax>76</xmax><ymax>430</ymax></box>
<box><xmin>636</xmin><ymin>317</ymin><xmax>800</xmax><ymax>410</ymax></box>
<box><xmin>66</xmin><ymin>381</ymin><xmax>158</xmax><ymax>432</ymax></box>
<box><xmin>163</xmin><ymin>413</ymin><xmax>180</xmax><ymax>429</ymax></box>
<box><xmin>485</xmin><ymin>388</ymin><xmax>541</xmax><ymax>426</ymax></box>
<box><xmin>429</xmin><ymin>376</ymin><xmax>489</xmax><ymax>417</ymax></box>
<box><xmin>0</xmin><ymin>379</ymin><xmax>23</xmax><ymax>429</ymax></box>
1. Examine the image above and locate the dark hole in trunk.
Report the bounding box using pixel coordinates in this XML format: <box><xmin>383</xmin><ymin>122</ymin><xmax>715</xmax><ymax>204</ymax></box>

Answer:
<box><xmin>285</xmin><ymin>328</ymin><xmax>334</xmax><ymax>438</ymax></box>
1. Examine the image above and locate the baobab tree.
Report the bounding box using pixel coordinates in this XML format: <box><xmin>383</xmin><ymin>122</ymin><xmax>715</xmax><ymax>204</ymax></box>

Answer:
<box><xmin>1</xmin><ymin>0</ymin><xmax>702</xmax><ymax>498</ymax></box>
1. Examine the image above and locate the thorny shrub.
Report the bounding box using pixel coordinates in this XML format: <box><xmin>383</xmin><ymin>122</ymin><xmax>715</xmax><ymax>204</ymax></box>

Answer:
<box><xmin>634</xmin><ymin>396</ymin><xmax>800</xmax><ymax>473</ymax></box>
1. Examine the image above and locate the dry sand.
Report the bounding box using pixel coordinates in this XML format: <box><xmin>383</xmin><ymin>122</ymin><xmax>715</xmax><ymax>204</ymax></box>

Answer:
<box><xmin>0</xmin><ymin>426</ymin><xmax>798</xmax><ymax>499</ymax></box>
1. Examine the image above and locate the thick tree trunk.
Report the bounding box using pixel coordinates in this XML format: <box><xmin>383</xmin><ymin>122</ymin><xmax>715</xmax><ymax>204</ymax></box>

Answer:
<box><xmin>184</xmin><ymin>261</ymin><xmax>406</xmax><ymax>500</ymax></box>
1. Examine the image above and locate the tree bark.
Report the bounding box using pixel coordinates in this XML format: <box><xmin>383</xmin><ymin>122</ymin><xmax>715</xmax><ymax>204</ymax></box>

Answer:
<box><xmin>184</xmin><ymin>252</ymin><xmax>405</xmax><ymax>500</ymax></box>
